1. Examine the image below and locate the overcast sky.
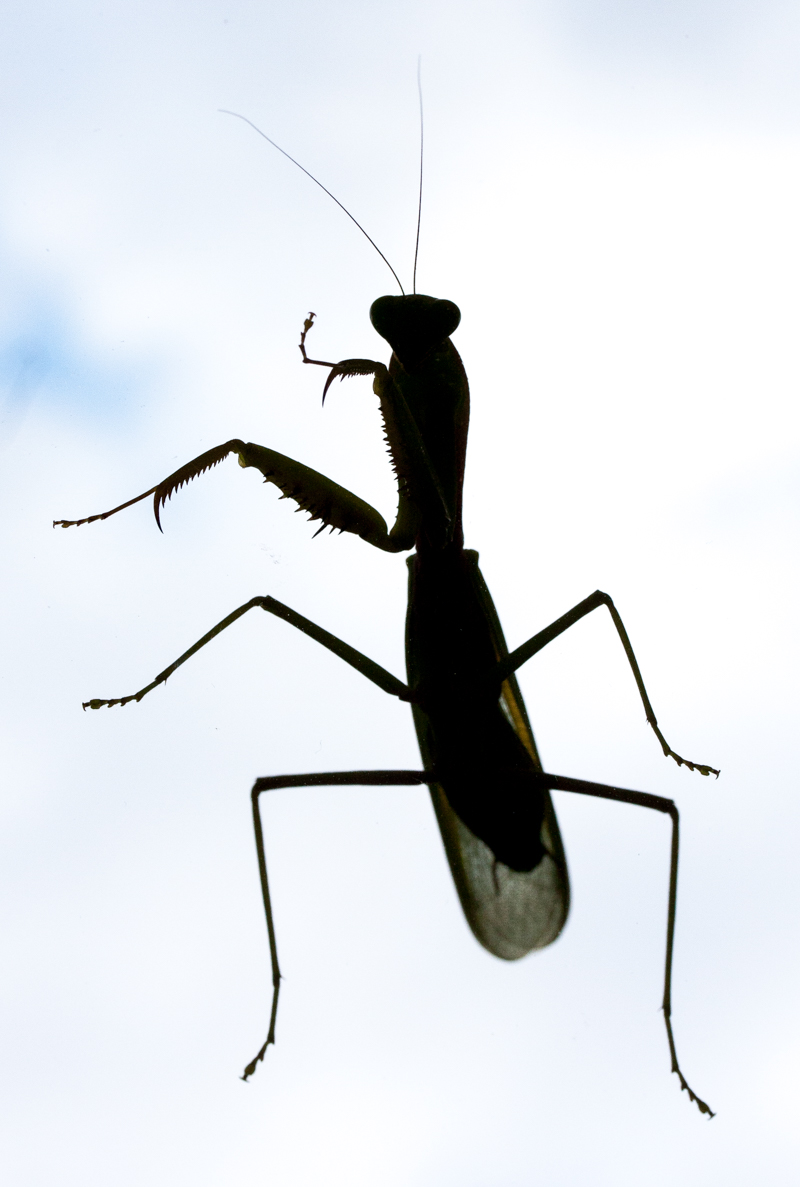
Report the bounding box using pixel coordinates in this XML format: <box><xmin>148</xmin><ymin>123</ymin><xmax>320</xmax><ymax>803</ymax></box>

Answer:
<box><xmin>2</xmin><ymin>2</ymin><xmax>799</xmax><ymax>1184</ymax></box>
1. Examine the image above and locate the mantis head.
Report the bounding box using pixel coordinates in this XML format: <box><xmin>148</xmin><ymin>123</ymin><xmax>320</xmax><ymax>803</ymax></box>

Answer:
<box><xmin>370</xmin><ymin>294</ymin><xmax>460</xmax><ymax>372</ymax></box>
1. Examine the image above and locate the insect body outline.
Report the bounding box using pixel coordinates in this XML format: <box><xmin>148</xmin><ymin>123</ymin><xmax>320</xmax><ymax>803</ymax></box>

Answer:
<box><xmin>55</xmin><ymin>131</ymin><xmax>718</xmax><ymax>1118</ymax></box>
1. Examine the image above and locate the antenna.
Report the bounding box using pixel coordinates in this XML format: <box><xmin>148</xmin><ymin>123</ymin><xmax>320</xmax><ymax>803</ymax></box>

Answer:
<box><xmin>413</xmin><ymin>58</ymin><xmax>424</xmax><ymax>295</ymax></box>
<box><xmin>220</xmin><ymin>110</ymin><xmax>405</xmax><ymax>295</ymax></box>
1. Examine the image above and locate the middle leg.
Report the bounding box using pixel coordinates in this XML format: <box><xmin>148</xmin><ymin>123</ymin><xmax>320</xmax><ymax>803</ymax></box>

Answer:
<box><xmin>494</xmin><ymin>591</ymin><xmax>718</xmax><ymax>777</ymax></box>
<box><xmin>81</xmin><ymin>595</ymin><xmax>412</xmax><ymax>710</ymax></box>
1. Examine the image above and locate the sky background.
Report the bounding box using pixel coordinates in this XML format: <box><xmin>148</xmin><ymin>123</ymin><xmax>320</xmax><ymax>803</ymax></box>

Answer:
<box><xmin>2</xmin><ymin>2</ymin><xmax>799</xmax><ymax>1184</ymax></box>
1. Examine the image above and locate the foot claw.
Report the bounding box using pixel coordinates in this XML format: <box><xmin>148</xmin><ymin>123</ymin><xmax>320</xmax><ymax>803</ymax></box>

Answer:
<box><xmin>240</xmin><ymin>1039</ymin><xmax>270</xmax><ymax>1082</ymax></box>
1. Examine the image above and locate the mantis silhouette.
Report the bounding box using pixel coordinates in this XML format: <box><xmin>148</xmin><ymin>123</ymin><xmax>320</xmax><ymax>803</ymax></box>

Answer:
<box><xmin>55</xmin><ymin>114</ymin><xmax>718</xmax><ymax>1116</ymax></box>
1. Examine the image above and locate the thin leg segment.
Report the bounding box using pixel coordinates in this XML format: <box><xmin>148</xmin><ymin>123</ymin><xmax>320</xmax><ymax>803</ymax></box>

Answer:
<box><xmin>540</xmin><ymin>770</ymin><xmax>713</xmax><ymax>1117</ymax></box>
<box><xmin>494</xmin><ymin>591</ymin><xmax>719</xmax><ymax>777</ymax></box>
<box><xmin>242</xmin><ymin>769</ymin><xmax>433</xmax><ymax>1081</ymax></box>
<box><xmin>82</xmin><ymin>595</ymin><xmax>411</xmax><ymax>710</ymax></box>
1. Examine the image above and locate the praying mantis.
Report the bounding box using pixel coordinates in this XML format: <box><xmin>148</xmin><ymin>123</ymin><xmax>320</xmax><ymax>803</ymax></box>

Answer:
<box><xmin>55</xmin><ymin>114</ymin><xmax>718</xmax><ymax>1116</ymax></box>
